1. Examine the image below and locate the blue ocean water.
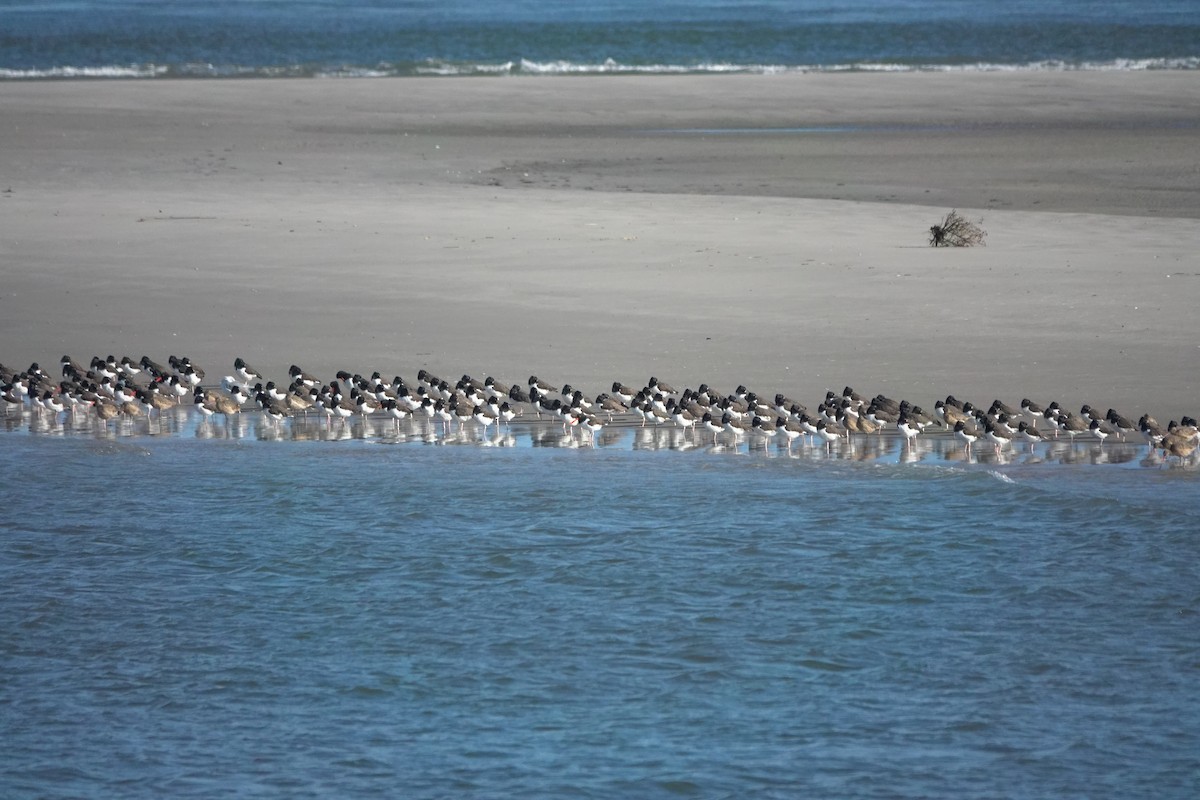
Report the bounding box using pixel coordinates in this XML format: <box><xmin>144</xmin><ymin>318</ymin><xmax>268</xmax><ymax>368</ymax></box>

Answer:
<box><xmin>1</xmin><ymin>0</ymin><xmax>1197</xmax><ymax>78</ymax></box>
<box><xmin>2</xmin><ymin>412</ymin><xmax>1200</xmax><ymax>798</ymax></box>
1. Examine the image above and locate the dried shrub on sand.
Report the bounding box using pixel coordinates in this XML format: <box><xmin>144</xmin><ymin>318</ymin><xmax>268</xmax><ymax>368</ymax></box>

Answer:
<box><xmin>928</xmin><ymin>210</ymin><xmax>987</xmax><ymax>247</ymax></box>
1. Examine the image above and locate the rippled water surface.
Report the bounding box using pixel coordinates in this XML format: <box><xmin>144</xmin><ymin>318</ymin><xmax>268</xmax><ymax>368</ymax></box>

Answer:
<box><xmin>2</xmin><ymin>0</ymin><xmax>1198</xmax><ymax>77</ymax></box>
<box><xmin>3</xmin><ymin>416</ymin><xmax>1199</xmax><ymax>798</ymax></box>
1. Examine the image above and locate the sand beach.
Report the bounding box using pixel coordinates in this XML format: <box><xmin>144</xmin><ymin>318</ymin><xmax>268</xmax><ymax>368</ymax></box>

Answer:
<box><xmin>2</xmin><ymin>71</ymin><xmax>1198</xmax><ymax>421</ymax></box>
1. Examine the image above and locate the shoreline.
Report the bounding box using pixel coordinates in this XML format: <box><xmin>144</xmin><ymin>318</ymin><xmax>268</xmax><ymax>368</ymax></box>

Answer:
<box><xmin>6</xmin><ymin>56</ymin><xmax>1199</xmax><ymax>80</ymax></box>
<box><xmin>1</xmin><ymin>72</ymin><xmax>1197</xmax><ymax>422</ymax></box>
<box><xmin>0</xmin><ymin>402</ymin><xmax>1175</xmax><ymax>471</ymax></box>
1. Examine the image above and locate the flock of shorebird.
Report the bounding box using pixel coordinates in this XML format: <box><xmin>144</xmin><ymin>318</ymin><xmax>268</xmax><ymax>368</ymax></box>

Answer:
<box><xmin>2</xmin><ymin>354</ymin><xmax>1198</xmax><ymax>462</ymax></box>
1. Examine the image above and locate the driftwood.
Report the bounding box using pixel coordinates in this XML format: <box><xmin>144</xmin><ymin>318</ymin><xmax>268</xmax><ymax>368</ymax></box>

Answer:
<box><xmin>929</xmin><ymin>210</ymin><xmax>987</xmax><ymax>247</ymax></box>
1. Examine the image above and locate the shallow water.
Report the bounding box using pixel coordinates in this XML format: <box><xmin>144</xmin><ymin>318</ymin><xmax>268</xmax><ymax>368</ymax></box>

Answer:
<box><xmin>2</xmin><ymin>410</ymin><xmax>1199</xmax><ymax>798</ymax></box>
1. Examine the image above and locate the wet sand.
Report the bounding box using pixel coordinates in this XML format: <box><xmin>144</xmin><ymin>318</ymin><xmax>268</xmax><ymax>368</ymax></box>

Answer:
<box><xmin>2</xmin><ymin>72</ymin><xmax>1198</xmax><ymax>420</ymax></box>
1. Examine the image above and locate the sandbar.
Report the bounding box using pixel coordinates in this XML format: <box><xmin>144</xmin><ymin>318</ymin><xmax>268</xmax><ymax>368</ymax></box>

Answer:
<box><xmin>1</xmin><ymin>72</ymin><xmax>1197</xmax><ymax>421</ymax></box>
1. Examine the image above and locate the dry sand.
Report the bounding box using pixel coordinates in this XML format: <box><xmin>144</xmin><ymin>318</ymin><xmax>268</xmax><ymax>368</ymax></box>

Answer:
<box><xmin>2</xmin><ymin>72</ymin><xmax>1198</xmax><ymax>420</ymax></box>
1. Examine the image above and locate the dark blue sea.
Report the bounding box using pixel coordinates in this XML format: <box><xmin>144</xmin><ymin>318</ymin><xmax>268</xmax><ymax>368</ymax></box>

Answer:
<box><xmin>2</xmin><ymin>408</ymin><xmax>1199</xmax><ymax>798</ymax></box>
<box><xmin>1</xmin><ymin>0</ymin><xmax>1197</xmax><ymax>79</ymax></box>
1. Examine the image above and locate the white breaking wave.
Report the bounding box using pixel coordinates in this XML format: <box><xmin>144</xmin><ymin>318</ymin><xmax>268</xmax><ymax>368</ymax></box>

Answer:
<box><xmin>2</xmin><ymin>56</ymin><xmax>1197</xmax><ymax>80</ymax></box>
<box><xmin>0</xmin><ymin>64</ymin><xmax>169</xmax><ymax>79</ymax></box>
<box><xmin>419</xmin><ymin>56</ymin><xmax>1200</xmax><ymax>76</ymax></box>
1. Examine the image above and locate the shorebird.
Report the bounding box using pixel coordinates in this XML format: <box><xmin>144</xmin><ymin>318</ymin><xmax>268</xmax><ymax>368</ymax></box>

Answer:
<box><xmin>233</xmin><ymin>357</ymin><xmax>263</xmax><ymax>386</ymax></box>
<box><xmin>286</xmin><ymin>364</ymin><xmax>319</xmax><ymax>388</ymax></box>
<box><xmin>866</xmin><ymin>402</ymin><xmax>898</xmax><ymax>430</ymax></box>
<box><xmin>140</xmin><ymin>387</ymin><xmax>177</xmax><ymax>417</ymax></box>
<box><xmin>416</xmin><ymin>396</ymin><xmax>436</xmax><ymax>425</ymax></box>
<box><xmin>159</xmin><ymin>375</ymin><xmax>188</xmax><ymax>399</ymax></box>
<box><xmin>1161</xmin><ymin>433</ymin><xmax>1198</xmax><ymax>464</ymax></box>
<box><xmin>92</xmin><ymin>356</ymin><xmax>117</xmax><ymax>381</ymax></box>
<box><xmin>577</xmin><ymin>413</ymin><xmax>603</xmax><ymax>445</ymax></box>
<box><xmin>1089</xmin><ymin>418</ymin><xmax>1117</xmax><ymax>444</ymax></box>
<box><xmin>173</xmin><ymin>362</ymin><xmax>201</xmax><ymax>388</ymax></box>
<box><xmin>329</xmin><ymin>394</ymin><xmax>357</xmax><ymax>425</ymax></box>
<box><xmin>481</xmin><ymin>395</ymin><xmax>502</xmax><ymax>420</ymax></box>
<box><xmin>774</xmin><ymin>416</ymin><xmax>803</xmax><ymax>452</ymax></box>
<box><xmin>667</xmin><ymin>398</ymin><xmax>697</xmax><ymax>436</ymax></box>
<box><xmin>284</xmin><ymin>387</ymin><xmax>315</xmax><ymax>417</ymax></box>
<box><xmin>904</xmin><ymin>404</ymin><xmax>937</xmax><ymax>429</ymax></box>
<box><xmin>352</xmin><ymin>389</ymin><xmax>380</xmax><ymax>419</ymax></box>
<box><xmin>647</xmin><ymin>376</ymin><xmax>677</xmax><ymax>396</ymax></box>
<box><xmin>528</xmin><ymin>375</ymin><xmax>559</xmax><ymax>396</ymax></box>
<box><xmin>258</xmin><ymin>381</ymin><xmax>287</xmax><ymax>404</ymax></box>
<box><xmin>871</xmin><ymin>394</ymin><xmax>901</xmax><ymax>415</ymax></box>
<box><xmin>612</xmin><ymin>381</ymin><xmax>637</xmax><ymax>405</ymax></box>
<box><xmin>60</xmin><ymin>385</ymin><xmax>90</xmax><ymax>418</ymax></box>
<box><xmin>1058</xmin><ymin>412</ymin><xmax>1089</xmax><ymax>442</ymax></box>
<box><xmin>552</xmin><ymin>400</ymin><xmax>577</xmax><ymax>432</ymax></box>
<box><xmin>843</xmin><ymin>408</ymin><xmax>880</xmax><ymax>437</ymax></box>
<box><xmin>1042</xmin><ymin>407</ymin><xmax>1062</xmax><ymax>437</ymax></box>
<box><xmin>842</xmin><ymin>386</ymin><xmax>866</xmax><ymax>407</ymax></box>
<box><xmin>424</xmin><ymin>398</ymin><xmax>448</xmax><ymax>434</ymax></box>
<box><xmin>721</xmin><ymin>411</ymin><xmax>751</xmax><ymax>439</ymax></box>
<box><xmin>38</xmin><ymin>390</ymin><xmax>65</xmax><ymax>418</ymax></box>
<box><xmin>989</xmin><ymin>399</ymin><xmax>1019</xmax><ymax>421</ymax></box>
<box><xmin>459</xmin><ymin>379</ymin><xmax>486</xmax><ymax>408</ymax></box>
<box><xmin>225</xmin><ymin>383</ymin><xmax>252</xmax><ymax>407</ymax></box>
<box><xmin>815</xmin><ymin>419</ymin><xmax>846</xmax><ymax>453</ymax></box>
<box><xmin>746</xmin><ymin>392</ymin><xmax>774</xmax><ymax>418</ymax></box>
<box><xmin>954</xmin><ymin>419</ymin><xmax>981</xmax><ymax>453</ymax></box>
<box><xmin>649</xmin><ymin>392</ymin><xmax>670</xmax><ymax>417</ymax></box>
<box><xmin>1</xmin><ymin>383</ymin><xmax>21</xmax><ymax>415</ymax></box>
<box><xmin>796</xmin><ymin>412</ymin><xmax>820</xmax><ymax>443</ymax></box>
<box><xmin>701</xmin><ymin>412</ymin><xmax>726</xmax><ymax>444</ymax></box>
<box><xmin>1020</xmin><ymin>398</ymin><xmax>1045</xmax><ymax>418</ymax></box>
<box><xmin>1167</xmin><ymin>419</ymin><xmax>1200</xmax><ymax>440</ymax></box>
<box><xmin>483</xmin><ymin>376</ymin><xmax>511</xmax><ymax>400</ymax></box>
<box><xmin>1105</xmin><ymin>408</ymin><xmax>1136</xmax><ymax>440</ymax></box>
<box><xmin>529</xmin><ymin>386</ymin><xmax>555</xmax><ymax>419</ymax></box>
<box><xmin>897</xmin><ymin>413</ymin><xmax>921</xmax><ymax>448</ymax></box>
<box><xmin>1139</xmin><ymin>415</ymin><xmax>1166</xmax><ymax>449</ymax></box>
<box><xmin>382</xmin><ymin>398</ymin><xmax>408</xmax><ymax>428</ymax></box>
<box><xmin>125</xmin><ymin>356</ymin><xmax>151</xmax><ymax>379</ymax></box>
<box><xmin>255</xmin><ymin>391</ymin><xmax>289</xmax><ymax>425</ymax></box>
<box><xmin>750</xmin><ymin>415</ymin><xmax>777</xmax><ymax>447</ymax></box>
<box><xmin>111</xmin><ymin>381</ymin><xmax>138</xmax><ymax>407</ymax></box>
<box><xmin>118</xmin><ymin>398</ymin><xmax>144</xmax><ymax>421</ymax></box>
<box><xmin>195</xmin><ymin>388</ymin><xmax>241</xmax><ymax>420</ymax></box>
<box><xmin>1016</xmin><ymin>421</ymin><xmax>1045</xmax><ymax>452</ymax></box>
<box><xmin>61</xmin><ymin>355</ymin><xmax>86</xmax><ymax>380</ymax></box>
<box><xmin>472</xmin><ymin>402</ymin><xmax>497</xmax><ymax>436</ymax></box>
<box><xmin>174</xmin><ymin>356</ymin><xmax>205</xmax><ymax>385</ymax></box>
<box><xmin>595</xmin><ymin>393</ymin><xmax>629</xmax><ymax>421</ymax></box>
<box><xmin>563</xmin><ymin>387</ymin><xmax>593</xmax><ymax>412</ymax></box>
<box><xmin>984</xmin><ymin>420</ymin><xmax>1013</xmax><ymax>455</ymax></box>
<box><xmin>487</xmin><ymin>400</ymin><xmax>510</xmax><ymax>426</ymax></box>
<box><xmin>723</xmin><ymin>395</ymin><xmax>752</xmax><ymax>422</ymax></box>
<box><xmin>118</xmin><ymin>356</ymin><xmax>142</xmax><ymax>379</ymax></box>
<box><xmin>167</xmin><ymin>354</ymin><xmax>188</xmax><ymax>376</ymax></box>
<box><xmin>95</xmin><ymin>397</ymin><xmax>121</xmax><ymax>423</ymax></box>
<box><xmin>935</xmin><ymin>399</ymin><xmax>971</xmax><ymax>429</ymax></box>
<box><xmin>692</xmin><ymin>383</ymin><xmax>719</xmax><ymax>405</ymax></box>
<box><xmin>1004</xmin><ymin>412</ymin><xmax>1024</xmax><ymax>432</ymax></box>
<box><xmin>448</xmin><ymin>394</ymin><xmax>476</xmax><ymax>432</ymax></box>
